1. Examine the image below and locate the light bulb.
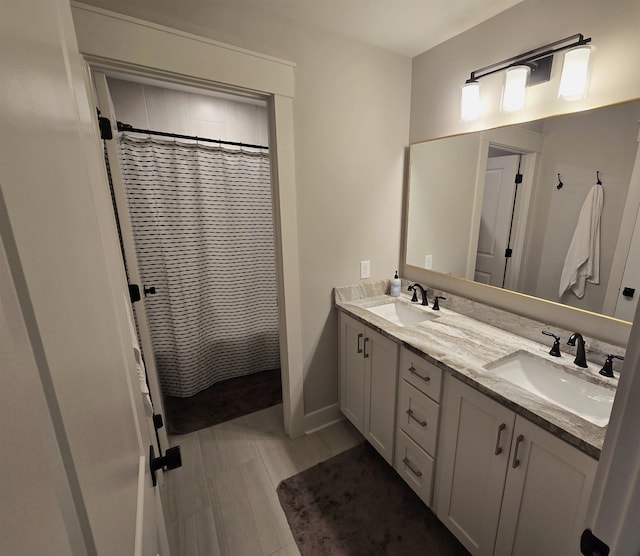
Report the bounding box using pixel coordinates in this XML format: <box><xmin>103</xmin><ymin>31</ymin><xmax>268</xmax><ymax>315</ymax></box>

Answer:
<box><xmin>501</xmin><ymin>65</ymin><xmax>530</xmax><ymax>113</ymax></box>
<box><xmin>558</xmin><ymin>46</ymin><xmax>592</xmax><ymax>100</ymax></box>
<box><xmin>460</xmin><ymin>81</ymin><xmax>480</xmax><ymax>121</ymax></box>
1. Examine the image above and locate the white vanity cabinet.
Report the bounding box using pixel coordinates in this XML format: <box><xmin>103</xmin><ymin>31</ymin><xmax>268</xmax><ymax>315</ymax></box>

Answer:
<box><xmin>437</xmin><ymin>376</ymin><xmax>597</xmax><ymax>556</ymax></box>
<box><xmin>339</xmin><ymin>312</ymin><xmax>399</xmax><ymax>464</ymax></box>
<box><xmin>394</xmin><ymin>347</ymin><xmax>442</xmax><ymax>506</ymax></box>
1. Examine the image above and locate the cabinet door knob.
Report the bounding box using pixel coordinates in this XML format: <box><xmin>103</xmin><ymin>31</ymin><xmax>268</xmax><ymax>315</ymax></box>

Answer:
<box><xmin>494</xmin><ymin>423</ymin><xmax>506</xmax><ymax>455</ymax></box>
<box><xmin>408</xmin><ymin>365</ymin><xmax>431</xmax><ymax>382</ymax></box>
<box><xmin>402</xmin><ymin>457</ymin><xmax>423</xmax><ymax>478</ymax></box>
<box><xmin>357</xmin><ymin>333</ymin><xmax>363</xmax><ymax>354</ymax></box>
<box><xmin>512</xmin><ymin>434</ymin><xmax>525</xmax><ymax>468</ymax></box>
<box><xmin>363</xmin><ymin>337</ymin><xmax>370</xmax><ymax>358</ymax></box>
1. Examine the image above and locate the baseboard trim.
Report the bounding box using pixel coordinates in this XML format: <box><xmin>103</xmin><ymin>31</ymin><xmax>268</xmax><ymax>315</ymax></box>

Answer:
<box><xmin>304</xmin><ymin>403</ymin><xmax>343</xmax><ymax>434</ymax></box>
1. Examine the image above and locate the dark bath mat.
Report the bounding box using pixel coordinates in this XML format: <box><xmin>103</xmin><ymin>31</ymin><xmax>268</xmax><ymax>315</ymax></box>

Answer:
<box><xmin>277</xmin><ymin>442</ymin><xmax>470</xmax><ymax>556</ymax></box>
<box><xmin>164</xmin><ymin>368</ymin><xmax>282</xmax><ymax>434</ymax></box>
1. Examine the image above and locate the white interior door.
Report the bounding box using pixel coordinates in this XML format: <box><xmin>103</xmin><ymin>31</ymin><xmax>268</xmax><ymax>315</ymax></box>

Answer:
<box><xmin>93</xmin><ymin>71</ymin><xmax>170</xmax><ymax>451</ymax></box>
<box><xmin>0</xmin><ymin>0</ymin><xmax>167</xmax><ymax>552</ymax></box>
<box><xmin>475</xmin><ymin>155</ymin><xmax>520</xmax><ymax>287</ymax></box>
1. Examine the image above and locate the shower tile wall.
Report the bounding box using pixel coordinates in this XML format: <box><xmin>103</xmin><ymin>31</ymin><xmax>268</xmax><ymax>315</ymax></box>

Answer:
<box><xmin>106</xmin><ymin>77</ymin><xmax>269</xmax><ymax>146</ymax></box>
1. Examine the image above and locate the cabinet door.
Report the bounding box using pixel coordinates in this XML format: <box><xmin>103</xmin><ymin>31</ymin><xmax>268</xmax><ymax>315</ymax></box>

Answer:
<box><xmin>437</xmin><ymin>377</ymin><xmax>515</xmax><ymax>556</ymax></box>
<box><xmin>364</xmin><ymin>327</ymin><xmax>399</xmax><ymax>464</ymax></box>
<box><xmin>494</xmin><ymin>416</ymin><xmax>597</xmax><ymax>556</ymax></box>
<box><xmin>339</xmin><ymin>313</ymin><xmax>366</xmax><ymax>431</ymax></box>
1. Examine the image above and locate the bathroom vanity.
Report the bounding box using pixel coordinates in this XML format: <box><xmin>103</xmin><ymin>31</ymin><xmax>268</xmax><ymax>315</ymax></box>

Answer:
<box><xmin>335</xmin><ymin>280</ymin><xmax>621</xmax><ymax>556</ymax></box>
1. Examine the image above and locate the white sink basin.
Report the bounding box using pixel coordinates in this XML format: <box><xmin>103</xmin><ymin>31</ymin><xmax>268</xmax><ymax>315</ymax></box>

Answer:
<box><xmin>485</xmin><ymin>351</ymin><xmax>615</xmax><ymax>427</ymax></box>
<box><xmin>366</xmin><ymin>300</ymin><xmax>440</xmax><ymax>327</ymax></box>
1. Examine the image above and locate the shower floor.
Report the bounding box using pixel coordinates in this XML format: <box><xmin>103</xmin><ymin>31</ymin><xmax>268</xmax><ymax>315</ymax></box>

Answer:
<box><xmin>163</xmin><ymin>368</ymin><xmax>282</xmax><ymax>434</ymax></box>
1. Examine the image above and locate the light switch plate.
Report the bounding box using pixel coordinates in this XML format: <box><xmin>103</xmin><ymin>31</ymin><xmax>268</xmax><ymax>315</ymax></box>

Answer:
<box><xmin>360</xmin><ymin>260</ymin><xmax>371</xmax><ymax>279</ymax></box>
<box><xmin>425</xmin><ymin>255</ymin><xmax>433</xmax><ymax>269</ymax></box>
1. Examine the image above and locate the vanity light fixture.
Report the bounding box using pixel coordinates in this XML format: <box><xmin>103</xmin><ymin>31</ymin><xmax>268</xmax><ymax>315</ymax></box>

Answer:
<box><xmin>460</xmin><ymin>33</ymin><xmax>592</xmax><ymax>121</ymax></box>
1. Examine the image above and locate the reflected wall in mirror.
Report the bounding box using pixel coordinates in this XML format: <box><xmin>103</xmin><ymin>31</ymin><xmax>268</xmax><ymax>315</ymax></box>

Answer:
<box><xmin>406</xmin><ymin>99</ymin><xmax>640</xmax><ymax>322</ymax></box>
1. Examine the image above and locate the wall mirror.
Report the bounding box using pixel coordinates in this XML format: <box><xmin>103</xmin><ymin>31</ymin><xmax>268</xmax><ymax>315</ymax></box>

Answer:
<box><xmin>405</xmin><ymin>98</ymin><xmax>640</xmax><ymax>325</ymax></box>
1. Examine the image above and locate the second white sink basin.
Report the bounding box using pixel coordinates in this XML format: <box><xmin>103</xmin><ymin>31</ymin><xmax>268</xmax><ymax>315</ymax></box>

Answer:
<box><xmin>366</xmin><ymin>300</ymin><xmax>440</xmax><ymax>327</ymax></box>
<box><xmin>485</xmin><ymin>351</ymin><xmax>615</xmax><ymax>427</ymax></box>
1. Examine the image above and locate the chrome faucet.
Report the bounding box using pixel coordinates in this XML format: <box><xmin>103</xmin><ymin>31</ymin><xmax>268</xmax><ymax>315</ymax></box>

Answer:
<box><xmin>567</xmin><ymin>332</ymin><xmax>588</xmax><ymax>368</ymax></box>
<box><xmin>408</xmin><ymin>283</ymin><xmax>428</xmax><ymax>306</ymax></box>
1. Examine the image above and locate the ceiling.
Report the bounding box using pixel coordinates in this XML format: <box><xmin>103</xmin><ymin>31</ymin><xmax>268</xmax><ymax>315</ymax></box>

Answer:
<box><xmin>79</xmin><ymin>0</ymin><xmax>524</xmax><ymax>58</ymax></box>
<box><xmin>240</xmin><ymin>0</ymin><xmax>524</xmax><ymax>57</ymax></box>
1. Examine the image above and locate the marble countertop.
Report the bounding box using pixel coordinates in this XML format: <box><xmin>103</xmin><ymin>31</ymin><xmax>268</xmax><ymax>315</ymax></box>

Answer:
<box><xmin>336</xmin><ymin>287</ymin><xmax>618</xmax><ymax>459</ymax></box>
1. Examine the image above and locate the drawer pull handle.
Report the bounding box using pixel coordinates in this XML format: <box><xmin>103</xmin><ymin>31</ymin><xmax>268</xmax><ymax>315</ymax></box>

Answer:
<box><xmin>512</xmin><ymin>434</ymin><xmax>525</xmax><ymax>468</ymax></box>
<box><xmin>402</xmin><ymin>457</ymin><xmax>423</xmax><ymax>478</ymax></box>
<box><xmin>357</xmin><ymin>333</ymin><xmax>363</xmax><ymax>354</ymax></box>
<box><xmin>494</xmin><ymin>423</ymin><xmax>506</xmax><ymax>455</ymax></box>
<box><xmin>363</xmin><ymin>337</ymin><xmax>370</xmax><ymax>358</ymax></box>
<box><xmin>408</xmin><ymin>365</ymin><xmax>431</xmax><ymax>383</ymax></box>
<box><xmin>406</xmin><ymin>408</ymin><xmax>427</xmax><ymax>427</ymax></box>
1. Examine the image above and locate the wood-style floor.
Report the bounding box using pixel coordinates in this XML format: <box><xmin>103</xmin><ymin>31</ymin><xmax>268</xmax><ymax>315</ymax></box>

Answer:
<box><xmin>161</xmin><ymin>404</ymin><xmax>364</xmax><ymax>555</ymax></box>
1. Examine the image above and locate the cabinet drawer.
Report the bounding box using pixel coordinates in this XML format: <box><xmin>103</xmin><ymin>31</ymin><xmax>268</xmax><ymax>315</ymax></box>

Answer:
<box><xmin>395</xmin><ymin>429</ymin><xmax>435</xmax><ymax>507</ymax></box>
<box><xmin>397</xmin><ymin>380</ymin><xmax>439</xmax><ymax>455</ymax></box>
<box><xmin>399</xmin><ymin>348</ymin><xmax>442</xmax><ymax>402</ymax></box>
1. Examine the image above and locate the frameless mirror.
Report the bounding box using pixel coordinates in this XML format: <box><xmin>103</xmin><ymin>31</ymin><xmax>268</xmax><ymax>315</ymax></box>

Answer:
<box><xmin>405</xmin><ymin>99</ymin><xmax>640</xmax><ymax>323</ymax></box>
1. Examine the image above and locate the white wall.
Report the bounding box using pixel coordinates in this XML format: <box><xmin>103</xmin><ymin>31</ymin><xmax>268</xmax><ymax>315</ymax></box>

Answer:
<box><xmin>78</xmin><ymin>0</ymin><xmax>412</xmax><ymax>418</ymax></box>
<box><xmin>107</xmin><ymin>78</ymin><xmax>269</xmax><ymax>146</ymax></box>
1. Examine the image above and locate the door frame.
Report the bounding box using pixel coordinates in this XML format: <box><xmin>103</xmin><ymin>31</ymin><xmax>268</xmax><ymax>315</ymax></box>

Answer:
<box><xmin>603</xmin><ymin>121</ymin><xmax>640</xmax><ymax>317</ymax></box>
<box><xmin>72</xmin><ymin>3</ymin><xmax>304</xmax><ymax>438</ymax></box>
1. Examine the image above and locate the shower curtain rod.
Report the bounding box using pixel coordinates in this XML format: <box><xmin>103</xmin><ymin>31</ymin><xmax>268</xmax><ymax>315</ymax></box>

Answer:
<box><xmin>116</xmin><ymin>121</ymin><xmax>269</xmax><ymax>150</ymax></box>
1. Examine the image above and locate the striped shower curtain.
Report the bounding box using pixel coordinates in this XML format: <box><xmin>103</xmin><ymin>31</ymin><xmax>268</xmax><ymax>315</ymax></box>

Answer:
<box><xmin>119</xmin><ymin>134</ymin><xmax>280</xmax><ymax>397</ymax></box>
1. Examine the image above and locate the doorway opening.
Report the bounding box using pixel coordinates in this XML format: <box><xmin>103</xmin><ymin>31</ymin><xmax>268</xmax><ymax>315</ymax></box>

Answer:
<box><xmin>96</xmin><ymin>71</ymin><xmax>283</xmax><ymax>434</ymax></box>
<box><xmin>474</xmin><ymin>144</ymin><xmax>537</xmax><ymax>294</ymax></box>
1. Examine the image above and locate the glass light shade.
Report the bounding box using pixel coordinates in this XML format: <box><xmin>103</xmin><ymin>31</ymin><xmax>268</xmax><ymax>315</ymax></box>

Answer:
<box><xmin>558</xmin><ymin>46</ymin><xmax>592</xmax><ymax>100</ymax></box>
<box><xmin>501</xmin><ymin>65</ymin><xmax>530</xmax><ymax>113</ymax></box>
<box><xmin>460</xmin><ymin>81</ymin><xmax>480</xmax><ymax>121</ymax></box>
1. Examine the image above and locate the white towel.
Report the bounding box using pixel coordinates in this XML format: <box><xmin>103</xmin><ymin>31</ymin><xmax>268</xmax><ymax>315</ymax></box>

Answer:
<box><xmin>559</xmin><ymin>183</ymin><xmax>604</xmax><ymax>298</ymax></box>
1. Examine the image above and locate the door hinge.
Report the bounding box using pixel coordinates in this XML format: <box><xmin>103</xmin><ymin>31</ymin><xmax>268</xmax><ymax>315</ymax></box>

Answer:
<box><xmin>580</xmin><ymin>529</ymin><xmax>609</xmax><ymax>555</ymax></box>
<box><xmin>505</xmin><ymin>248</ymin><xmax>513</xmax><ymax>258</ymax></box>
<box><xmin>622</xmin><ymin>286</ymin><xmax>635</xmax><ymax>298</ymax></box>
<box><xmin>129</xmin><ymin>284</ymin><xmax>141</xmax><ymax>303</ymax></box>
<box><xmin>149</xmin><ymin>444</ymin><xmax>182</xmax><ymax>487</ymax></box>
<box><xmin>515</xmin><ymin>173</ymin><xmax>523</xmax><ymax>184</ymax></box>
<box><xmin>96</xmin><ymin>109</ymin><xmax>113</xmax><ymax>140</ymax></box>
<box><xmin>153</xmin><ymin>414</ymin><xmax>164</xmax><ymax>430</ymax></box>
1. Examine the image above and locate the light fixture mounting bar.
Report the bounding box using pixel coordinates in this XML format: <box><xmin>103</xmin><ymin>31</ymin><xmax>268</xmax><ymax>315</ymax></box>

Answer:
<box><xmin>466</xmin><ymin>33</ymin><xmax>591</xmax><ymax>83</ymax></box>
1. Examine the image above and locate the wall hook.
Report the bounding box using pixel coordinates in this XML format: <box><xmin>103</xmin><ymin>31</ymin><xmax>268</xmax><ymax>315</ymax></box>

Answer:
<box><xmin>557</xmin><ymin>173</ymin><xmax>564</xmax><ymax>190</ymax></box>
<box><xmin>596</xmin><ymin>170</ymin><xmax>602</xmax><ymax>185</ymax></box>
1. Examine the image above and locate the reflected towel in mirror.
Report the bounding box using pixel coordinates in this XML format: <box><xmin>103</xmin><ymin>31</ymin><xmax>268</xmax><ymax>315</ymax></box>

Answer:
<box><xmin>559</xmin><ymin>183</ymin><xmax>604</xmax><ymax>298</ymax></box>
